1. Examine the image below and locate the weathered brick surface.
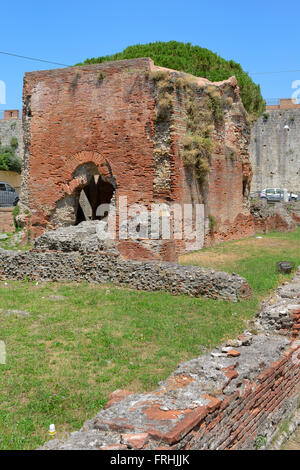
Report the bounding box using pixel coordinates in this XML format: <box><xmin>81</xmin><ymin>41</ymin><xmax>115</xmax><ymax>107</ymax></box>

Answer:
<box><xmin>20</xmin><ymin>58</ymin><xmax>256</xmax><ymax>260</ymax></box>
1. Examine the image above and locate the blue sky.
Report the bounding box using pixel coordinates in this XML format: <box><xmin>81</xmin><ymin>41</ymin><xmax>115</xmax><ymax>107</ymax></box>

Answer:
<box><xmin>1</xmin><ymin>0</ymin><xmax>300</xmax><ymax>111</ymax></box>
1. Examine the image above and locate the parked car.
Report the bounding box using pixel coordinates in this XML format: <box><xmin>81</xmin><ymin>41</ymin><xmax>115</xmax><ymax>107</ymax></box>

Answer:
<box><xmin>259</xmin><ymin>188</ymin><xmax>284</xmax><ymax>202</ymax></box>
<box><xmin>0</xmin><ymin>182</ymin><xmax>19</xmax><ymax>207</ymax></box>
<box><xmin>289</xmin><ymin>192</ymin><xmax>300</xmax><ymax>202</ymax></box>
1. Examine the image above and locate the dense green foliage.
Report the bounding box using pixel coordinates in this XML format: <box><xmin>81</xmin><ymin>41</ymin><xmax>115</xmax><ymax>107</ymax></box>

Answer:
<box><xmin>78</xmin><ymin>41</ymin><xmax>265</xmax><ymax>119</ymax></box>
<box><xmin>0</xmin><ymin>145</ymin><xmax>22</xmax><ymax>173</ymax></box>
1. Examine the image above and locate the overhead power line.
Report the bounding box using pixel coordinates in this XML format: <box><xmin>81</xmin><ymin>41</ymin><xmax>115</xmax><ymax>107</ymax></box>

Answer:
<box><xmin>0</xmin><ymin>51</ymin><xmax>71</xmax><ymax>67</ymax></box>
<box><xmin>1</xmin><ymin>50</ymin><xmax>300</xmax><ymax>75</ymax></box>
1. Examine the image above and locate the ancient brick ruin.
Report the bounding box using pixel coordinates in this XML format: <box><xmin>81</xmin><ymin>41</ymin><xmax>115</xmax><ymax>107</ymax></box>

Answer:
<box><xmin>1</xmin><ymin>59</ymin><xmax>298</xmax><ymax>451</ymax></box>
<box><xmin>20</xmin><ymin>58</ymin><xmax>255</xmax><ymax>261</ymax></box>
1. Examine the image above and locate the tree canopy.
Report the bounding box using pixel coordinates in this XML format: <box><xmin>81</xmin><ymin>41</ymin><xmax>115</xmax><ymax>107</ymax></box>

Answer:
<box><xmin>78</xmin><ymin>41</ymin><xmax>265</xmax><ymax>120</ymax></box>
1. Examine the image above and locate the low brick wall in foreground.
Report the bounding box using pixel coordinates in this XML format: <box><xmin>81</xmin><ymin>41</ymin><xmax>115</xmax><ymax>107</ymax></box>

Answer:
<box><xmin>39</xmin><ymin>334</ymin><xmax>299</xmax><ymax>451</ymax></box>
<box><xmin>40</xmin><ymin>270</ymin><xmax>300</xmax><ymax>450</ymax></box>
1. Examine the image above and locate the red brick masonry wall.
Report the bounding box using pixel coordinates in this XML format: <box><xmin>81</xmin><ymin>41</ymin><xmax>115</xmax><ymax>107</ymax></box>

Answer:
<box><xmin>21</xmin><ymin>59</ymin><xmax>157</xmax><ymax>253</ymax></box>
<box><xmin>40</xmin><ymin>333</ymin><xmax>299</xmax><ymax>451</ymax></box>
<box><xmin>20</xmin><ymin>58</ymin><xmax>255</xmax><ymax>260</ymax></box>
<box><xmin>266</xmin><ymin>98</ymin><xmax>300</xmax><ymax>110</ymax></box>
<box><xmin>86</xmin><ymin>340</ymin><xmax>300</xmax><ymax>451</ymax></box>
<box><xmin>3</xmin><ymin>110</ymin><xmax>19</xmax><ymax>120</ymax></box>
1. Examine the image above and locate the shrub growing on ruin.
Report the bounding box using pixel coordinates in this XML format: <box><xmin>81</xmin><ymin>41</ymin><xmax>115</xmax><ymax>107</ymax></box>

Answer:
<box><xmin>208</xmin><ymin>214</ymin><xmax>217</xmax><ymax>232</ymax></box>
<box><xmin>151</xmin><ymin>71</ymin><xmax>174</xmax><ymax>122</ymax></box>
<box><xmin>12</xmin><ymin>205</ymin><xmax>20</xmax><ymax>229</ymax></box>
<box><xmin>179</xmin><ymin>80</ymin><xmax>217</xmax><ymax>182</ymax></box>
<box><xmin>208</xmin><ymin>94</ymin><xmax>224</xmax><ymax>124</ymax></box>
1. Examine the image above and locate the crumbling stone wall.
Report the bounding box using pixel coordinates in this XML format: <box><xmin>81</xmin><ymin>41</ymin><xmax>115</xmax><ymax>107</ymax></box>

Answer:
<box><xmin>250</xmin><ymin>108</ymin><xmax>300</xmax><ymax>192</ymax></box>
<box><xmin>250</xmin><ymin>199</ymin><xmax>298</xmax><ymax>233</ymax></box>
<box><xmin>40</xmin><ymin>270</ymin><xmax>300</xmax><ymax>451</ymax></box>
<box><xmin>255</xmin><ymin>267</ymin><xmax>300</xmax><ymax>336</ymax></box>
<box><xmin>20</xmin><ymin>58</ymin><xmax>254</xmax><ymax>260</ymax></box>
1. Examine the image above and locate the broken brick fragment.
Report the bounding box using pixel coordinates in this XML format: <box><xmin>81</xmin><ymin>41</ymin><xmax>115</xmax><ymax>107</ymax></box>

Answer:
<box><xmin>104</xmin><ymin>389</ymin><xmax>133</xmax><ymax>409</ymax></box>
<box><xmin>227</xmin><ymin>349</ymin><xmax>241</xmax><ymax>357</ymax></box>
<box><xmin>222</xmin><ymin>365</ymin><xmax>239</xmax><ymax>382</ymax></box>
<box><xmin>120</xmin><ymin>433</ymin><xmax>149</xmax><ymax>449</ymax></box>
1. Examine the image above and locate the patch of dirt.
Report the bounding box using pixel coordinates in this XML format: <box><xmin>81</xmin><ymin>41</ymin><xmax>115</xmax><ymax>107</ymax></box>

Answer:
<box><xmin>179</xmin><ymin>237</ymin><xmax>295</xmax><ymax>267</ymax></box>
<box><xmin>179</xmin><ymin>250</ymin><xmax>246</xmax><ymax>267</ymax></box>
<box><xmin>233</xmin><ymin>238</ymin><xmax>291</xmax><ymax>249</ymax></box>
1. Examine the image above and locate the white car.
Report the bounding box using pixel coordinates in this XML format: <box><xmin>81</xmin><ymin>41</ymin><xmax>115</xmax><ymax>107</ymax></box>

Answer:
<box><xmin>259</xmin><ymin>188</ymin><xmax>284</xmax><ymax>201</ymax></box>
<box><xmin>259</xmin><ymin>188</ymin><xmax>299</xmax><ymax>202</ymax></box>
<box><xmin>289</xmin><ymin>192</ymin><xmax>299</xmax><ymax>201</ymax></box>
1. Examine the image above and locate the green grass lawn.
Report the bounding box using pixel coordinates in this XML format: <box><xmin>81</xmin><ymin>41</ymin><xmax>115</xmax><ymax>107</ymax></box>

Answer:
<box><xmin>0</xmin><ymin>229</ymin><xmax>300</xmax><ymax>449</ymax></box>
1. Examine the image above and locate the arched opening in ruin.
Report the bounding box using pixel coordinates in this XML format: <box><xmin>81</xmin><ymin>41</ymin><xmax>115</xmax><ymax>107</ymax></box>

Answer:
<box><xmin>50</xmin><ymin>162</ymin><xmax>116</xmax><ymax>228</ymax></box>
<box><xmin>75</xmin><ymin>173</ymin><xmax>115</xmax><ymax>225</ymax></box>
